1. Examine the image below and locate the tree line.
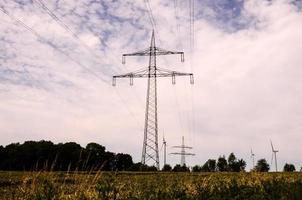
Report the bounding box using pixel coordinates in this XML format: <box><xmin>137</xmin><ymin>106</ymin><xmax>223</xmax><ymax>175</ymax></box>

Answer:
<box><xmin>0</xmin><ymin>141</ymin><xmax>299</xmax><ymax>172</ymax></box>
<box><xmin>0</xmin><ymin>141</ymin><xmax>133</xmax><ymax>171</ymax></box>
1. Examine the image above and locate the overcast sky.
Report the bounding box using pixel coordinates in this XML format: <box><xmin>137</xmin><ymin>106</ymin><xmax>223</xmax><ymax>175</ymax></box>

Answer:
<box><xmin>1</xmin><ymin>0</ymin><xmax>302</xmax><ymax>170</ymax></box>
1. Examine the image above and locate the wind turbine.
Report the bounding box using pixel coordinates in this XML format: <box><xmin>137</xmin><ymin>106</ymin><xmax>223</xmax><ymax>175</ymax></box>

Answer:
<box><xmin>160</xmin><ymin>133</ymin><xmax>167</xmax><ymax>167</ymax></box>
<box><xmin>250</xmin><ymin>148</ymin><xmax>255</xmax><ymax>169</ymax></box>
<box><xmin>270</xmin><ymin>140</ymin><xmax>279</xmax><ymax>172</ymax></box>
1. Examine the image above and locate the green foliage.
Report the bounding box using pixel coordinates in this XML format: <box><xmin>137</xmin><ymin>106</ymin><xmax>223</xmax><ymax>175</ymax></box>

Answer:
<box><xmin>284</xmin><ymin>163</ymin><xmax>296</xmax><ymax>172</ymax></box>
<box><xmin>172</xmin><ymin>164</ymin><xmax>190</xmax><ymax>172</ymax></box>
<box><xmin>201</xmin><ymin>159</ymin><xmax>216</xmax><ymax>172</ymax></box>
<box><xmin>227</xmin><ymin>153</ymin><xmax>247</xmax><ymax>172</ymax></box>
<box><xmin>217</xmin><ymin>156</ymin><xmax>228</xmax><ymax>172</ymax></box>
<box><xmin>114</xmin><ymin>153</ymin><xmax>133</xmax><ymax>171</ymax></box>
<box><xmin>192</xmin><ymin>165</ymin><xmax>202</xmax><ymax>172</ymax></box>
<box><xmin>0</xmin><ymin>141</ymin><xmax>133</xmax><ymax>172</ymax></box>
<box><xmin>162</xmin><ymin>164</ymin><xmax>172</xmax><ymax>172</ymax></box>
<box><xmin>255</xmin><ymin>159</ymin><xmax>270</xmax><ymax>172</ymax></box>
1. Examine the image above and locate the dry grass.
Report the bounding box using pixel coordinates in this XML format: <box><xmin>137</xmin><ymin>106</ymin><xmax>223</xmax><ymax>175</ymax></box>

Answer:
<box><xmin>1</xmin><ymin>171</ymin><xmax>302</xmax><ymax>199</ymax></box>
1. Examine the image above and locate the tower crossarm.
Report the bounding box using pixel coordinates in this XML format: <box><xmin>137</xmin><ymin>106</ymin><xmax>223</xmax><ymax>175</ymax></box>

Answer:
<box><xmin>113</xmin><ymin>67</ymin><xmax>194</xmax><ymax>86</ymax></box>
<box><xmin>172</xmin><ymin>146</ymin><xmax>193</xmax><ymax>149</ymax></box>
<box><xmin>122</xmin><ymin>47</ymin><xmax>184</xmax><ymax>64</ymax></box>
<box><xmin>122</xmin><ymin>48</ymin><xmax>151</xmax><ymax>57</ymax></box>
<box><xmin>155</xmin><ymin>47</ymin><xmax>184</xmax><ymax>59</ymax></box>
<box><xmin>170</xmin><ymin>152</ymin><xmax>195</xmax><ymax>156</ymax></box>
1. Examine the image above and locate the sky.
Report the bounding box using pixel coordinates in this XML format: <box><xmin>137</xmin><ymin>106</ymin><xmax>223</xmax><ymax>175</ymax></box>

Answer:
<box><xmin>1</xmin><ymin>0</ymin><xmax>302</xmax><ymax>171</ymax></box>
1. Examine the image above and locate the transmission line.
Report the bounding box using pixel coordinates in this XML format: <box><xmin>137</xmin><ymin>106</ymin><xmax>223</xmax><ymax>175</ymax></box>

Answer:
<box><xmin>32</xmin><ymin>0</ymin><xmax>116</xmax><ymax>67</ymax></box>
<box><xmin>0</xmin><ymin>5</ymin><xmax>143</xmax><ymax>128</ymax></box>
<box><xmin>0</xmin><ymin>7</ymin><xmax>109</xmax><ymax>83</ymax></box>
<box><xmin>144</xmin><ymin>0</ymin><xmax>161</xmax><ymax>44</ymax></box>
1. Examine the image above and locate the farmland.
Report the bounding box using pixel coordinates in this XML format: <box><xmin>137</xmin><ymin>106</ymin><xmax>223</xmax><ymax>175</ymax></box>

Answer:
<box><xmin>1</xmin><ymin>171</ymin><xmax>302</xmax><ymax>199</ymax></box>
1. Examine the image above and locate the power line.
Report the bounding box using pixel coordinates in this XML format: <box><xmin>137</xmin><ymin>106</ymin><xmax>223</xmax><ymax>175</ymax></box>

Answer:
<box><xmin>173</xmin><ymin>0</ymin><xmax>183</xmax><ymax>50</ymax></box>
<box><xmin>32</xmin><ymin>0</ymin><xmax>117</xmax><ymax>69</ymax></box>
<box><xmin>189</xmin><ymin>0</ymin><xmax>195</xmax><ymax>54</ymax></box>
<box><xmin>0</xmin><ymin>6</ymin><xmax>107</xmax><ymax>81</ymax></box>
<box><xmin>144</xmin><ymin>0</ymin><xmax>161</xmax><ymax>44</ymax></box>
<box><xmin>0</xmin><ymin>6</ymin><xmax>142</xmax><ymax>127</ymax></box>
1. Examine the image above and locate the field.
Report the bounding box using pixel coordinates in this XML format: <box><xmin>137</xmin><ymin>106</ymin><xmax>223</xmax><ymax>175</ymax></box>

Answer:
<box><xmin>1</xmin><ymin>171</ymin><xmax>302</xmax><ymax>200</ymax></box>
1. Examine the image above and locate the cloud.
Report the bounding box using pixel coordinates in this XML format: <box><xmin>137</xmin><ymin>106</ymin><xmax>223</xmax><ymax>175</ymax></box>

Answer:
<box><xmin>0</xmin><ymin>0</ymin><xmax>302</xmax><ymax>170</ymax></box>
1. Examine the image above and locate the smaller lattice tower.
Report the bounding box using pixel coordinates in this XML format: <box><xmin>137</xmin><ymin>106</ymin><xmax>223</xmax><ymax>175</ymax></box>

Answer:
<box><xmin>171</xmin><ymin>136</ymin><xmax>195</xmax><ymax>166</ymax></box>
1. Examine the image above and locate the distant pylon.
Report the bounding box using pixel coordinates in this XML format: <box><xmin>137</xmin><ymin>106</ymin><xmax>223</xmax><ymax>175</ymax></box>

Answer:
<box><xmin>171</xmin><ymin>136</ymin><xmax>195</xmax><ymax>166</ymax></box>
<box><xmin>113</xmin><ymin>31</ymin><xmax>194</xmax><ymax>169</ymax></box>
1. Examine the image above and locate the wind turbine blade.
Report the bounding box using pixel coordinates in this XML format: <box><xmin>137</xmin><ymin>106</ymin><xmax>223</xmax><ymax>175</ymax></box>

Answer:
<box><xmin>160</xmin><ymin>143</ymin><xmax>164</xmax><ymax>151</ymax></box>
<box><xmin>271</xmin><ymin>153</ymin><xmax>274</xmax><ymax>166</ymax></box>
<box><xmin>270</xmin><ymin>139</ymin><xmax>274</xmax><ymax>151</ymax></box>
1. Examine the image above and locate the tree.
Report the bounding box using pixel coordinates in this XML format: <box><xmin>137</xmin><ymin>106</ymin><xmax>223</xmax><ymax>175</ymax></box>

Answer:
<box><xmin>237</xmin><ymin>159</ymin><xmax>247</xmax><ymax>172</ymax></box>
<box><xmin>114</xmin><ymin>153</ymin><xmax>133</xmax><ymax>171</ymax></box>
<box><xmin>162</xmin><ymin>164</ymin><xmax>172</xmax><ymax>172</ymax></box>
<box><xmin>173</xmin><ymin>164</ymin><xmax>190</xmax><ymax>172</ymax></box>
<box><xmin>146</xmin><ymin>166</ymin><xmax>158</xmax><ymax>171</ymax></box>
<box><xmin>227</xmin><ymin>153</ymin><xmax>237</xmax><ymax>172</ymax></box>
<box><xmin>254</xmin><ymin>159</ymin><xmax>270</xmax><ymax>172</ymax></box>
<box><xmin>128</xmin><ymin>162</ymin><xmax>145</xmax><ymax>171</ymax></box>
<box><xmin>208</xmin><ymin>159</ymin><xmax>216</xmax><ymax>172</ymax></box>
<box><xmin>85</xmin><ymin>143</ymin><xmax>107</xmax><ymax>170</ymax></box>
<box><xmin>227</xmin><ymin>153</ymin><xmax>246</xmax><ymax>172</ymax></box>
<box><xmin>192</xmin><ymin>165</ymin><xmax>202</xmax><ymax>172</ymax></box>
<box><xmin>201</xmin><ymin>159</ymin><xmax>216</xmax><ymax>172</ymax></box>
<box><xmin>283</xmin><ymin>163</ymin><xmax>296</xmax><ymax>172</ymax></box>
<box><xmin>0</xmin><ymin>141</ymin><xmax>132</xmax><ymax>171</ymax></box>
<box><xmin>217</xmin><ymin>156</ymin><xmax>228</xmax><ymax>172</ymax></box>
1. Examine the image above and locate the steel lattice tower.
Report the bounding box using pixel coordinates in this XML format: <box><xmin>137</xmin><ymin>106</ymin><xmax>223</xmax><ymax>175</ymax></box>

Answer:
<box><xmin>171</xmin><ymin>136</ymin><xmax>195</xmax><ymax>166</ymax></box>
<box><xmin>113</xmin><ymin>31</ymin><xmax>194</xmax><ymax>169</ymax></box>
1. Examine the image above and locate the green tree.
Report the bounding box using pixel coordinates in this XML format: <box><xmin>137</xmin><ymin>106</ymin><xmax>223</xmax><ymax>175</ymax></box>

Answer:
<box><xmin>227</xmin><ymin>153</ymin><xmax>246</xmax><ymax>172</ymax></box>
<box><xmin>146</xmin><ymin>166</ymin><xmax>158</xmax><ymax>171</ymax></box>
<box><xmin>255</xmin><ymin>159</ymin><xmax>270</xmax><ymax>172</ymax></box>
<box><xmin>192</xmin><ymin>165</ymin><xmax>202</xmax><ymax>172</ymax></box>
<box><xmin>201</xmin><ymin>159</ymin><xmax>216</xmax><ymax>172</ymax></box>
<box><xmin>208</xmin><ymin>159</ymin><xmax>216</xmax><ymax>172</ymax></box>
<box><xmin>85</xmin><ymin>143</ymin><xmax>107</xmax><ymax>170</ymax></box>
<box><xmin>237</xmin><ymin>158</ymin><xmax>247</xmax><ymax>172</ymax></box>
<box><xmin>217</xmin><ymin>156</ymin><xmax>228</xmax><ymax>172</ymax></box>
<box><xmin>283</xmin><ymin>163</ymin><xmax>296</xmax><ymax>172</ymax></box>
<box><xmin>173</xmin><ymin>164</ymin><xmax>190</xmax><ymax>172</ymax></box>
<box><xmin>114</xmin><ymin>153</ymin><xmax>133</xmax><ymax>171</ymax></box>
<box><xmin>227</xmin><ymin>153</ymin><xmax>237</xmax><ymax>172</ymax></box>
<box><xmin>162</xmin><ymin>164</ymin><xmax>172</xmax><ymax>172</ymax></box>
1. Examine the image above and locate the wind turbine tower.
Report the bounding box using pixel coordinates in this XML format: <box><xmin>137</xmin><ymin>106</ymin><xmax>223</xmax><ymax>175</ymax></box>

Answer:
<box><xmin>113</xmin><ymin>31</ymin><xmax>194</xmax><ymax>169</ymax></box>
<box><xmin>171</xmin><ymin>136</ymin><xmax>195</xmax><ymax>166</ymax></box>
<box><xmin>270</xmin><ymin>140</ymin><xmax>279</xmax><ymax>172</ymax></box>
<box><xmin>251</xmin><ymin>148</ymin><xmax>255</xmax><ymax>169</ymax></box>
<box><xmin>162</xmin><ymin>134</ymin><xmax>167</xmax><ymax>166</ymax></box>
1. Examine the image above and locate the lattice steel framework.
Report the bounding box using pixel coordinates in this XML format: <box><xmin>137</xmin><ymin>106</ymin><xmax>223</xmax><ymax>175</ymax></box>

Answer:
<box><xmin>113</xmin><ymin>31</ymin><xmax>194</xmax><ymax>169</ymax></box>
<box><xmin>171</xmin><ymin>136</ymin><xmax>195</xmax><ymax>166</ymax></box>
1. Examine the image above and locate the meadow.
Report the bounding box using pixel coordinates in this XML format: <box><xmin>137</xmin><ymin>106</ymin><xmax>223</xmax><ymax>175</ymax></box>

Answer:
<box><xmin>1</xmin><ymin>171</ymin><xmax>302</xmax><ymax>200</ymax></box>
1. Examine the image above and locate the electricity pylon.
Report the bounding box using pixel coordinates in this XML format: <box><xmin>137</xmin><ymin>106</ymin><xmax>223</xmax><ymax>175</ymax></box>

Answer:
<box><xmin>113</xmin><ymin>31</ymin><xmax>194</xmax><ymax>169</ymax></box>
<box><xmin>171</xmin><ymin>136</ymin><xmax>195</xmax><ymax>166</ymax></box>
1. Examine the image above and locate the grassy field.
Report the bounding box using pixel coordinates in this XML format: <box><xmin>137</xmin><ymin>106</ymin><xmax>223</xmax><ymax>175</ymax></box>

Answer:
<box><xmin>1</xmin><ymin>171</ymin><xmax>302</xmax><ymax>200</ymax></box>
